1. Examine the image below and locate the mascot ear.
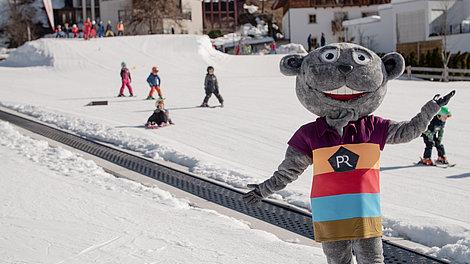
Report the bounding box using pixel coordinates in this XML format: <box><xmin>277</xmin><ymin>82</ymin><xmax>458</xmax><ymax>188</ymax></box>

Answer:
<box><xmin>280</xmin><ymin>54</ymin><xmax>304</xmax><ymax>76</ymax></box>
<box><xmin>382</xmin><ymin>52</ymin><xmax>405</xmax><ymax>80</ymax></box>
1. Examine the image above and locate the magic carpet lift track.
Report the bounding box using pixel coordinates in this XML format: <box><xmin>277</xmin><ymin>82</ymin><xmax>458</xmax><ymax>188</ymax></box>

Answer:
<box><xmin>0</xmin><ymin>109</ymin><xmax>449</xmax><ymax>264</ymax></box>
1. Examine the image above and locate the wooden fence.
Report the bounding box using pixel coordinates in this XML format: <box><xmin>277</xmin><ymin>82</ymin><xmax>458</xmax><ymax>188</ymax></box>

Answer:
<box><xmin>405</xmin><ymin>66</ymin><xmax>470</xmax><ymax>81</ymax></box>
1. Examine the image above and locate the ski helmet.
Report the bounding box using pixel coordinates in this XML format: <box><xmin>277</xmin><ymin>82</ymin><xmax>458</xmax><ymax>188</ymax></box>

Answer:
<box><xmin>207</xmin><ymin>66</ymin><xmax>214</xmax><ymax>72</ymax></box>
<box><xmin>121</xmin><ymin>62</ymin><xmax>126</xmax><ymax>68</ymax></box>
<box><xmin>438</xmin><ymin>106</ymin><xmax>451</xmax><ymax>117</ymax></box>
<box><xmin>152</xmin><ymin>66</ymin><xmax>159</xmax><ymax>73</ymax></box>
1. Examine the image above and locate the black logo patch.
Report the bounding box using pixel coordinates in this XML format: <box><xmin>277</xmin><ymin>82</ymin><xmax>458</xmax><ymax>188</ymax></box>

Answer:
<box><xmin>328</xmin><ymin>147</ymin><xmax>359</xmax><ymax>172</ymax></box>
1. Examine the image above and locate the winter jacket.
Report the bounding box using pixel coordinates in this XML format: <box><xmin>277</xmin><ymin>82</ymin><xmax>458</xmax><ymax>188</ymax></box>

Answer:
<box><xmin>120</xmin><ymin>67</ymin><xmax>131</xmax><ymax>81</ymax></box>
<box><xmin>422</xmin><ymin>115</ymin><xmax>446</xmax><ymax>143</ymax></box>
<box><xmin>147</xmin><ymin>73</ymin><xmax>161</xmax><ymax>87</ymax></box>
<box><xmin>204</xmin><ymin>74</ymin><xmax>219</xmax><ymax>93</ymax></box>
<box><xmin>147</xmin><ymin>108</ymin><xmax>170</xmax><ymax>125</ymax></box>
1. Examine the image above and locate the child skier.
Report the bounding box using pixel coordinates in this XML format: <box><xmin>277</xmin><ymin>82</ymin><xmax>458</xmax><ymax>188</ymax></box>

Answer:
<box><xmin>118</xmin><ymin>62</ymin><xmax>134</xmax><ymax>97</ymax></box>
<box><xmin>420</xmin><ymin>106</ymin><xmax>452</xmax><ymax>165</ymax></box>
<box><xmin>201</xmin><ymin>66</ymin><xmax>224</xmax><ymax>107</ymax></box>
<box><xmin>146</xmin><ymin>66</ymin><xmax>162</xmax><ymax>100</ymax></box>
<box><xmin>145</xmin><ymin>99</ymin><xmax>174</xmax><ymax>128</ymax></box>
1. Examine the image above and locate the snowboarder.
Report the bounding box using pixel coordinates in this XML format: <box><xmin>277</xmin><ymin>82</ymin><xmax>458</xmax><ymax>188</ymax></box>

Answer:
<box><xmin>117</xmin><ymin>21</ymin><xmax>125</xmax><ymax>36</ymax></box>
<box><xmin>243</xmin><ymin>43</ymin><xmax>455</xmax><ymax>263</ymax></box>
<box><xmin>146</xmin><ymin>66</ymin><xmax>162</xmax><ymax>100</ymax></box>
<box><xmin>419</xmin><ymin>106</ymin><xmax>452</xmax><ymax>165</ymax></box>
<box><xmin>145</xmin><ymin>99</ymin><xmax>174</xmax><ymax>128</ymax></box>
<box><xmin>71</xmin><ymin>24</ymin><xmax>79</xmax><ymax>38</ymax></box>
<box><xmin>118</xmin><ymin>62</ymin><xmax>134</xmax><ymax>97</ymax></box>
<box><xmin>200</xmin><ymin>66</ymin><xmax>224</xmax><ymax>107</ymax></box>
<box><xmin>97</xmin><ymin>21</ymin><xmax>105</xmax><ymax>38</ymax></box>
<box><xmin>105</xmin><ymin>21</ymin><xmax>114</xmax><ymax>37</ymax></box>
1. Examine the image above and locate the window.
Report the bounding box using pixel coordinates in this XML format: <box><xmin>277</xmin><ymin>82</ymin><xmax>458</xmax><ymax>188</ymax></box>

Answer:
<box><xmin>309</xmin><ymin>14</ymin><xmax>317</xmax><ymax>24</ymax></box>
<box><xmin>362</xmin><ymin>11</ymin><xmax>378</xmax><ymax>17</ymax></box>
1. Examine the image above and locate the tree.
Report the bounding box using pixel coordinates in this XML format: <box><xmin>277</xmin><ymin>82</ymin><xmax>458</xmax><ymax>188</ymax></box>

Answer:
<box><xmin>1</xmin><ymin>0</ymin><xmax>48</xmax><ymax>47</ymax></box>
<box><xmin>130</xmin><ymin>0</ymin><xmax>182</xmax><ymax>34</ymax></box>
<box><xmin>436</xmin><ymin>0</ymin><xmax>454</xmax><ymax>82</ymax></box>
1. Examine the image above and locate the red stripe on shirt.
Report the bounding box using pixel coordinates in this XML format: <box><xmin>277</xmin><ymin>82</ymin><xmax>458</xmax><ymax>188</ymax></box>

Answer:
<box><xmin>311</xmin><ymin>169</ymin><xmax>380</xmax><ymax>198</ymax></box>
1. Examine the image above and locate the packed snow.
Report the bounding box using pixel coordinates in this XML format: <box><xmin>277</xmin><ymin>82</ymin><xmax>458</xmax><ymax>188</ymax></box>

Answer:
<box><xmin>0</xmin><ymin>121</ymin><xmax>327</xmax><ymax>263</ymax></box>
<box><xmin>0</xmin><ymin>35</ymin><xmax>469</xmax><ymax>263</ymax></box>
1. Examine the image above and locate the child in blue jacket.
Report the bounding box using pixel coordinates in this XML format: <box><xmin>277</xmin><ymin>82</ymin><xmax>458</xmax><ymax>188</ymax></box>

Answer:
<box><xmin>146</xmin><ymin>66</ymin><xmax>162</xmax><ymax>100</ymax></box>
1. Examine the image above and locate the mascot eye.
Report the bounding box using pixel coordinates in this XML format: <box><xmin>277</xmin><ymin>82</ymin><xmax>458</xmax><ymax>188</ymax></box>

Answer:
<box><xmin>320</xmin><ymin>50</ymin><xmax>339</xmax><ymax>62</ymax></box>
<box><xmin>352</xmin><ymin>51</ymin><xmax>371</xmax><ymax>65</ymax></box>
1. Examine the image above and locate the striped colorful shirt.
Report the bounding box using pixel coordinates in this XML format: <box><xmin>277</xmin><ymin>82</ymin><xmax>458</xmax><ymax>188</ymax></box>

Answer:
<box><xmin>288</xmin><ymin>115</ymin><xmax>390</xmax><ymax>242</ymax></box>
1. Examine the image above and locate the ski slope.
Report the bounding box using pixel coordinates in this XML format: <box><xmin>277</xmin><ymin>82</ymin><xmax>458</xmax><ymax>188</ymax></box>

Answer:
<box><xmin>0</xmin><ymin>121</ymin><xmax>326</xmax><ymax>263</ymax></box>
<box><xmin>0</xmin><ymin>35</ymin><xmax>469</xmax><ymax>262</ymax></box>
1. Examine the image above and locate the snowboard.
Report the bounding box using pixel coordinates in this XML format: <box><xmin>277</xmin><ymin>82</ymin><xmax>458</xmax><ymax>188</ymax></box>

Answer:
<box><xmin>198</xmin><ymin>105</ymin><xmax>223</xmax><ymax>109</ymax></box>
<box><xmin>414</xmin><ymin>160</ymin><xmax>456</xmax><ymax>168</ymax></box>
<box><xmin>145</xmin><ymin>123</ymin><xmax>174</xmax><ymax>129</ymax></box>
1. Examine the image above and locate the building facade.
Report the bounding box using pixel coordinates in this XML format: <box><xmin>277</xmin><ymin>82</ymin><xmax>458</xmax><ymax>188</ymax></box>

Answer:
<box><xmin>52</xmin><ymin>0</ymin><xmax>203</xmax><ymax>35</ymax></box>
<box><xmin>273</xmin><ymin>0</ymin><xmax>390</xmax><ymax>48</ymax></box>
<box><xmin>347</xmin><ymin>0</ymin><xmax>470</xmax><ymax>53</ymax></box>
<box><xmin>202</xmin><ymin>0</ymin><xmax>245</xmax><ymax>33</ymax></box>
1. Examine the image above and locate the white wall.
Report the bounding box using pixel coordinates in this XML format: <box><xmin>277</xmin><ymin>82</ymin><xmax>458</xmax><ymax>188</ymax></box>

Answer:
<box><xmin>99</xmin><ymin>0</ymin><xmax>131</xmax><ymax>27</ymax></box>
<box><xmin>163</xmin><ymin>0</ymin><xmax>203</xmax><ymax>35</ymax></box>
<box><xmin>347</xmin><ymin>5</ymin><xmax>396</xmax><ymax>53</ymax></box>
<box><xmin>284</xmin><ymin>5</ymin><xmax>383</xmax><ymax>48</ymax></box>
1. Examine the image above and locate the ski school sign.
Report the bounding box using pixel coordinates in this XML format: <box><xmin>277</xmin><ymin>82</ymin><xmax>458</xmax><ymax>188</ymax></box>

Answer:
<box><xmin>43</xmin><ymin>0</ymin><xmax>54</xmax><ymax>29</ymax></box>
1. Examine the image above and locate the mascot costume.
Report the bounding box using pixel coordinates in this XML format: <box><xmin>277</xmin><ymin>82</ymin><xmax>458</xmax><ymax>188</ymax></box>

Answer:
<box><xmin>244</xmin><ymin>43</ymin><xmax>455</xmax><ymax>264</ymax></box>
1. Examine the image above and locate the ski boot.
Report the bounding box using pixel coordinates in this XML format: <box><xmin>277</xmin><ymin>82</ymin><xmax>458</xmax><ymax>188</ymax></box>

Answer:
<box><xmin>146</xmin><ymin>96</ymin><xmax>155</xmax><ymax>100</ymax></box>
<box><xmin>436</xmin><ymin>156</ymin><xmax>449</xmax><ymax>165</ymax></box>
<box><xmin>200</xmin><ymin>103</ymin><xmax>209</xmax><ymax>107</ymax></box>
<box><xmin>129</xmin><ymin>94</ymin><xmax>135</xmax><ymax>97</ymax></box>
<box><xmin>118</xmin><ymin>94</ymin><xmax>125</xmax><ymax>97</ymax></box>
<box><xmin>220</xmin><ymin>103</ymin><xmax>224</xmax><ymax>108</ymax></box>
<box><xmin>419</xmin><ymin>158</ymin><xmax>434</xmax><ymax>166</ymax></box>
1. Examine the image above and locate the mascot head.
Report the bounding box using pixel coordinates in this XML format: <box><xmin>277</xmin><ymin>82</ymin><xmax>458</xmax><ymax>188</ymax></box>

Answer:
<box><xmin>280</xmin><ymin>43</ymin><xmax>405</xmax><ymax>133</ymax></box>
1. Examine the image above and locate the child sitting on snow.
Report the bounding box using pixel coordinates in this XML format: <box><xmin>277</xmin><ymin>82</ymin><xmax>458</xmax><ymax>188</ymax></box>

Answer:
<box><xmin>420</xmin><ymin>106</ymin><xmax>452</xmax><ymax>165</ymax></box>
<box><xmin>146</xmin><ymin>66</ymin><xmax>163</xmax><ymax>100</ymax></box>
<box><xmin>146</xmin><ymin>99</ymin><xmax>174</xmax><ymax>128</ymax></box>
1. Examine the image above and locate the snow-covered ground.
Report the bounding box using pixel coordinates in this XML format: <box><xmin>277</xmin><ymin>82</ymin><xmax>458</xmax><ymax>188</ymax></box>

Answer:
<box><xmin>0</xmin><ymin>121</ymin><xmax>326</xmax><ymax>263</ymax></box>
<box><xmin>0</xmin><ymin>35</ymin><xmax>469</xmax><ymax>262</ymax></box>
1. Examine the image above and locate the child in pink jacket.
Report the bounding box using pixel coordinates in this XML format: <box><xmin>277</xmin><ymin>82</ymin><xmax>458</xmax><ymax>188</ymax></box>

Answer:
<box><xmin>118</xmin><ymin>62</ymin><xmax>134</xmax><ymax>97</ymax></box>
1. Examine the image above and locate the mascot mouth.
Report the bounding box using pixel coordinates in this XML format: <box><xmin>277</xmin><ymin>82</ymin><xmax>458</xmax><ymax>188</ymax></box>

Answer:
<box><xmin>322</xmin><ymin>86</ymin><xmax>367</xmax><ymax>101</ymax></box>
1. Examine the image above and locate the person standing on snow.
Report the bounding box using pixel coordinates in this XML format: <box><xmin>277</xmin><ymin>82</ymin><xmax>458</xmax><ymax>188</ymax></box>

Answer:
<box><xmin>97</xmin><ymin>21</ymin><xmax>105</xmax><ymax>38</ymax></box>
<box><xmin>419</xmin><ymin>106</ymin><xmax>452</xmax><ymax>165</ymax></box>
<box><xmin>64</xmin><ymin>23</ymin><xmax>70</xmax><ymax>38</ymax></box>
<box><xmin>105</xmin><ymin>21</ymin><xmax>115</xmax><ymax>37</ymax></box>
<box><xmin>91</xmin><ymin>20</ymin><xmax>97</xmax><ymax>38</ymax></box>
<box><xmin>72</xmin><ymin>24</ymin><xmax>79</xmax><ymax>38</ymax></box>
<box><xmin>118</xmin><ymin>62</ymin><xmax>134</xmax><ymax>97</ymax></box>
<box><xmin>117</xmin><ymin>21</ymin><xmax>125</xmax><ymax>36</ymax></box>
<box><xmin>83</xmin><ymin>18</ymin><xmax>92</xmax><ymax>40</ymax></box>
<box><xmin>146</xmin><ymin>66</ymin><xmax>162</xmax><ymax>100</ymax></box>
<box><xmin>200</xmin><ymin>66</ymin><xmax>224</xmax><ymax>107</ymax></box>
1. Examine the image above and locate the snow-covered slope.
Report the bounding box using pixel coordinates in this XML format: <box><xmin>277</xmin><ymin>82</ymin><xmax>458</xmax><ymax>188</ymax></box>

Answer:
<box><xmin>0</xmin><ymin>121</ymin><xmax>326</xmax><ymax>263</ymax></box>
<box><xmin>0</xmin><ymin>35</ymin><xmax>469</xmax><ymax>262</ymax></box>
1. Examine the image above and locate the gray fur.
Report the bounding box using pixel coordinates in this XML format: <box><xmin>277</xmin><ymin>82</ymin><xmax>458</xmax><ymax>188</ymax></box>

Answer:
<box><xmin>257</xmin><ymin>146</ymin><xmax>312</xmax><ymax>197</ymax></box>
<box><xmin>322</xmin><ymin>237</ymin><xmax>384</xmax><ymax>264</ymax></box>
<box><xmin>280</xmin><ymin>43</ymin><xmax>405</xmax><ymax>134</ymax></box>
<box><xmin>386</xmin><ymin>100</ymin><xmax>440</xmax><ymax>144</ymax></box>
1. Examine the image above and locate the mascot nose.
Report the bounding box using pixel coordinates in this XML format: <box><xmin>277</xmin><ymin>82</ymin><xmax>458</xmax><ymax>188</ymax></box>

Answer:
<box><xmin>338</xmin><ymin>64</ymin><xmax>354</xmax><ymax>74</ymax></box>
